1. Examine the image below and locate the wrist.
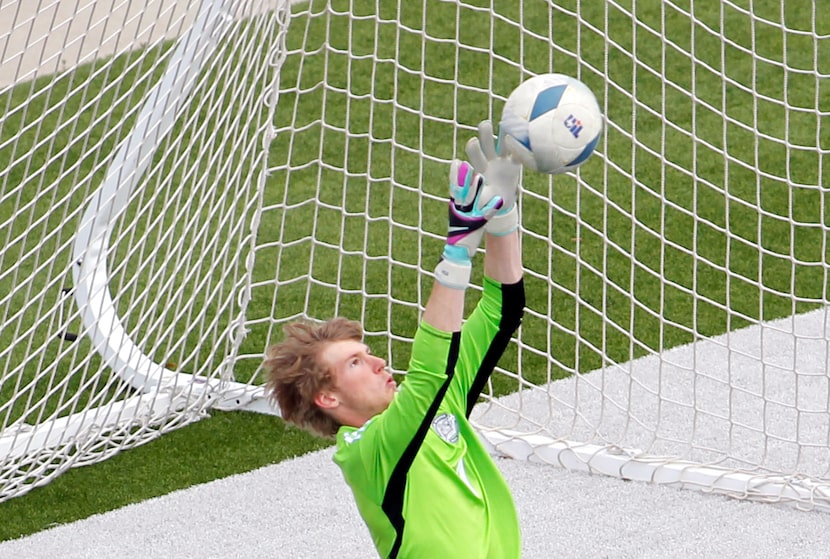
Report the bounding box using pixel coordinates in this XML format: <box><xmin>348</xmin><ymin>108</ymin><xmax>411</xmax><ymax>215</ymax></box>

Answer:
<box><xmin>485</xmin><ymin>205</ymin><xmax>518</xmax><ymax>236</ymax></box>
<box><xmin>434</xmin><ymin>244</ymin><xmax>472</xmax><ymax>289</ymax></box>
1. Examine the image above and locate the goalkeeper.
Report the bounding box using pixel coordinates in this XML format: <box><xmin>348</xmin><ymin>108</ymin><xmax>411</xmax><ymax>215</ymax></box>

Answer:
<box><xmin>264</xmin><ymin>121</ymin><xmax>525</xmax><ymax>559</ymax></box>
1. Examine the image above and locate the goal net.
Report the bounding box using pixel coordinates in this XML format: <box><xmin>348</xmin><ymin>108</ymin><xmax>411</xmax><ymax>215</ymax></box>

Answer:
<box><xmin>3</xmin><ymin>0</ymin><xmax>829</xmax><ymax>511</ymax></box>
<box><xmin>0</xmin><ymin>0</ymin><xmax>283</xmax><ymax>500</ymax></box>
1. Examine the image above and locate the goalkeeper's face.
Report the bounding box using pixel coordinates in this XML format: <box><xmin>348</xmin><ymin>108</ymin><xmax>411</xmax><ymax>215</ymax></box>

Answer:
<box><xmin>315</xmin><ymin>339</ymin><xmax>398</xmax><ymax>428</ymax></box>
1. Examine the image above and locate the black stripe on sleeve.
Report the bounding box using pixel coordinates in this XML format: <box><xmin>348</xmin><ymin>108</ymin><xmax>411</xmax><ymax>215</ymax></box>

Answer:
<box><xmin>382</xmin><ymin>330</ymin><xmax>461</xmax><ymax>559</ymax></box>
<box><xmin>465</xmin><ymin>278</ymin><xmax>525</xmax><ymax>418</ymax></box>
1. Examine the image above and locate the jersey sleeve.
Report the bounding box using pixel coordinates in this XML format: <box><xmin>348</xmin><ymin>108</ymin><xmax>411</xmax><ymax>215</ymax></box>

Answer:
<box><xmin>334</xmin><ymin>322</ymin><xmax>460</xmax><ymax>501</ymax></box>
<box><xmin>445</xmin><ymin>276</ymin><xmax>525</xmax><ymax>417</ymax></box>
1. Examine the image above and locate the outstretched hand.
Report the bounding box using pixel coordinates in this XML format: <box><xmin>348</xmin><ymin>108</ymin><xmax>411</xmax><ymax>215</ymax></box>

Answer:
<box><xmin>446</xmin><ymin>160</ymin><xmax>503</xmax><ymax>260</ymax></box>
<box><xmin>465</xmin><ymin>121</ymin><xmax>523</xmax><ymax>236</ymax></box>
<box><xmin>434</xmin><ymin>160</ymin><xmax>503</xmax><ymax>290</ymax></box>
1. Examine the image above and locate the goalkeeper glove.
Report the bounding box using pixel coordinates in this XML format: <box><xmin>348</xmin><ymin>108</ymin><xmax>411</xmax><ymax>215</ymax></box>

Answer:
<box><xmin>465</xmin><ymin>120</ymin><xmax>524</xmax><ymax>236</ymax></box>
<box><xmin>434</xmin><ymin>160</ymin><xmax>503</xmax><ymax>289</ymax></box>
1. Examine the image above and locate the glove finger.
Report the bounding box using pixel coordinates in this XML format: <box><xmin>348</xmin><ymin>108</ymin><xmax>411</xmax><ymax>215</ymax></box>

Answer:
<box><xmin>502</xmin><ymin>135</ymin><xmax>536</xmax><ymax>172</ymax></box>
<box><xmin>449</xmin><ymin>159</ymin><xmax>477</xmax><ymax>205</ymax></box>
<box><xmin>477</xmin><ymin>120</ymin><xmax>498</xmax><ymax>161</ymax></box>
<box><xmin>465</xmin><ymin>137</ymin><xmax>489</xmax><ymax>175</ymax></box>
<box><xmin>479</xmin><ymin>194</ymin><xmax>504</xmax><ymax>220</ymax></box>
<box><xmin>448</xmin><ymin>159</ymin><xmax>462</xmax><ymax>196</ymax></box>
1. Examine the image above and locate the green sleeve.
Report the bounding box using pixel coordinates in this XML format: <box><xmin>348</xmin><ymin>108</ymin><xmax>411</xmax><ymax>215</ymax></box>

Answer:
<box><xmin>445</xmin><ymin>276</ymin><xmax>525</xmax><ymax>417</ymax></box>
<box><xmin>334</xmin><ymin>322</ymin><xmax>458</xmax><ymax>500</ymax></box>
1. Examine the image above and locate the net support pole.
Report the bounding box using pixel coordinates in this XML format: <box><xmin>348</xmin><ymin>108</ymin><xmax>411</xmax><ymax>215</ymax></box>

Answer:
<box><xmin>71</xmin><ymin>0</ymin><xmax>233</xmax><ymax>396</ymax></box>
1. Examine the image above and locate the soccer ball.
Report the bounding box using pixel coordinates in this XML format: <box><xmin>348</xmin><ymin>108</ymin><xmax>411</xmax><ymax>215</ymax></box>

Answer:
<box><xmin>499</xmin><ymin>73</ymin><xmax>603</xmax><ymax>174</ymax></box>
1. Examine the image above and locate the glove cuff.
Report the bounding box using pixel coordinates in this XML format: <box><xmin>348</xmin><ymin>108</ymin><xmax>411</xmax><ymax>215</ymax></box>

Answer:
<box><xmin>485</xmin><ymin>205</ymin><xmax>518</xmax><ymax>236</ymax></box>
<box><xmin>434</xmin><ymin>245</ymin><xmax>472</xmax><ymax>289</ymax></box>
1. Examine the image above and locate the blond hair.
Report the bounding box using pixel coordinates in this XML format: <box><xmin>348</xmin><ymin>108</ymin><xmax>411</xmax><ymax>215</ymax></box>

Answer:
<box><xmin>263</xmin><ymin>317</ymin><xmax>363</xmax><ymax>438</ymax></box>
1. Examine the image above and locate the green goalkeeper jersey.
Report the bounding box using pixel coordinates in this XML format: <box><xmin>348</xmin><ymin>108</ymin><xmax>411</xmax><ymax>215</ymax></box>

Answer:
<box><xmin>333</xmin><ymin>277</ymin><xmax>524</xmax><ymax>559</ymax></box>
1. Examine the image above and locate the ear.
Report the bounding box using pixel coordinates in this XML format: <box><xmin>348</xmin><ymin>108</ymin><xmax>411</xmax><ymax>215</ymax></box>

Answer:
<box><xmin>314</xmin><ymin>390</ymin><xmax>339</xmax><ymax>410</ymax></box>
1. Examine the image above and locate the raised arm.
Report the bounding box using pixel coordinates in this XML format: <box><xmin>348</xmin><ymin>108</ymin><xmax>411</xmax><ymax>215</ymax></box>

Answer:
<box><xmin>441</xmin><ymin>121</ymin><xmax>526</xmax><ymax>413</ymax></box>
<box><xmin>423</xmin><ymin>223</ymin><xmax>523</xmax><ymax>332</ymax></box>
<box><xmin>426</xmin><ymin>159</ymin><xmax>504</xmax><ymax>331</ymax></box>
<box><xmin>468</xmin><ymin>119</ymin><xmax>524</xmax><ymax>285</ymax></box>
<box><xmin>350</xmin><ymin>160</ymin><xmax>503</xmax><ymax>478</ymax></box>
<box><xmin>484</xmin><ymin>229</ymin><xmax>522</xmax><ymax>285</ymax></box>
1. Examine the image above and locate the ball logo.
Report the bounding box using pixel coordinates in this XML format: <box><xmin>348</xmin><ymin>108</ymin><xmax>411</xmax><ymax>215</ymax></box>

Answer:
<box><xmin>502</xmin><ymin>74</ymin><xmax>601</xmax><ymax>173</ymax></box>
<box><xmin>563</xmin><ymin>114</ymin><xmax>583</xmax><ymax>138</ymax></box>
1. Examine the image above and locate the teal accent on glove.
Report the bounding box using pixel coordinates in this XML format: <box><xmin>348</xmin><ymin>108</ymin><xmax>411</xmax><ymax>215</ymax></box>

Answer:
<box><xmin>442</xmin><ymin>243</ymin><xmax>471</xmax><ymax>265</ymax></box>
<box><xmin>446</xmin><ymin>159</ymin><xmax>503</xmax><ymax>260</ymax></box>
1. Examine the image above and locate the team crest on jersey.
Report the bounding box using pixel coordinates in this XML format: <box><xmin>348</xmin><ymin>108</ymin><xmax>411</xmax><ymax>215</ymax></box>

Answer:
<box><xmin>432</xmin><ymin>413</ymin><xmax>459</xmax><ymax>444</ymax></box>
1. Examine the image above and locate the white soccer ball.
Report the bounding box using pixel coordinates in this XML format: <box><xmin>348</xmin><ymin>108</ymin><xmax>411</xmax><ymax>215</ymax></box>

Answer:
<box><xmin>499</xmin><ymin>73</ymin><xmax>603</xmax><ymax>174</ymax></box>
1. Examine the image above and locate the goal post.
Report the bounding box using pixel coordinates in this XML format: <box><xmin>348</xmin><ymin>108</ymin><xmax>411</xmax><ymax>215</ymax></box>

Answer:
<box><xmin>0</xmin><ymin>0</ymin><xmax>284</xmax><ymax>500</ymax></box>
<box><xmin>3</xmin><ymin>0</ymin><xmax>830</xmax><ymax>513</ymax></box>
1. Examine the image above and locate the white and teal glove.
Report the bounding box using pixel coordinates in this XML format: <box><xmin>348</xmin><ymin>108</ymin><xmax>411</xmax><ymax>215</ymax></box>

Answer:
<box><xmin>465</xmin><ymin>120</ymin><xmax>523</xmax><ymax>236</ymax></box>
<box><xmin>434</xmin><ymin>160</ymin><xmax>503</xmax><ymax>290</ymax></box>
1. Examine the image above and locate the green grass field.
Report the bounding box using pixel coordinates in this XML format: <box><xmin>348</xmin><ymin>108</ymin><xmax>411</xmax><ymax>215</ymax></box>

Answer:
<box><xmin>1</xmin><ymin>0</ymin><xmax>828</xmax><ymax>542</ymax></box>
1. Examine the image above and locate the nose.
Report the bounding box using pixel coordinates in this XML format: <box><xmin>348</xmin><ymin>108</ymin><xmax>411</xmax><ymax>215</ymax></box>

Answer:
<box><xmin>372</xmin><ymin>355</ymin><xmax>386</xmax><ymax>373</ymax></box>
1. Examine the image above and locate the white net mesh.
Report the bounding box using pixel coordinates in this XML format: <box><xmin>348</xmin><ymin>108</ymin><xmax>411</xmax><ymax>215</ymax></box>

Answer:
<box><xmin>240</xmin><ymin>0</ymin><xmax>830</xmax><ymax>510</ymax></box>
<box><xmin>0</xmin><ymin>0</ymin><xmax>287</xmax><ymax>501</ymax></box>
<box><xmin>3</xmin><ymin>0</ymin><xmax>830</xmax><ymax>510</ymax></box>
